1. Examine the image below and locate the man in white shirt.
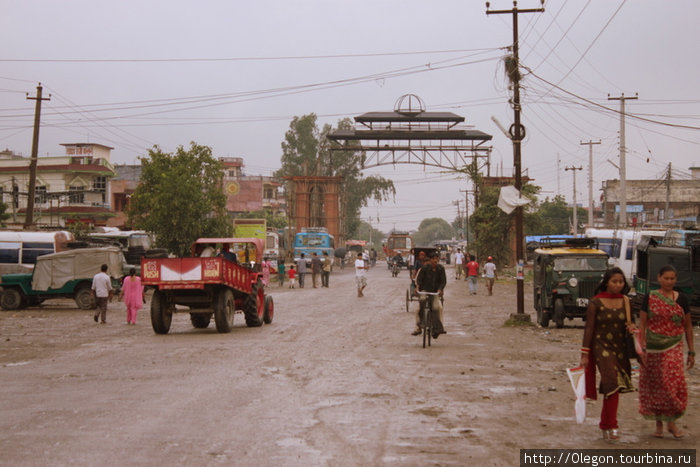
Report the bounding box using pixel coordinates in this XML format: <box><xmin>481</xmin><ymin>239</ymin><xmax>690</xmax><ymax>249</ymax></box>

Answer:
<box><xmin>355</xmin><ymin>252</ymin><xmax>368</xmax><ymax>297</ymax></box>
<box><xmin>454</xmin><ymin>248</ymin><xmax>465</xmax><ymax>280</ymax></box>
<box><xmin>92</xmin><ymin>263</ymin><xmax>113</xmax><ymax>324</ymax></box>
<box><xmin>483</xmin><ymin>256</ymin><xmax>497</xmax><ymax>296</ymax></box>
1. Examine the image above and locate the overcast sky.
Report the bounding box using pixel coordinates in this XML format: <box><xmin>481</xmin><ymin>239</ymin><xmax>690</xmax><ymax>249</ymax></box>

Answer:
<box><xmin>1</xmin><ymin>0</ymin><xmax>698</xmax><ymax>233</ymax></box>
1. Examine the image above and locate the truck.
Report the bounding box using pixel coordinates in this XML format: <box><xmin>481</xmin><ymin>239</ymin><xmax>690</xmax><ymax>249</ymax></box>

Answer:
<box><xmin>292</xmin><ymin>228</ymin><xmax>334</xmax><ymax>265</ymax></box>
<box><xmin>383</xmin><ymin>232</ymin><xmax>412</xmax><ymax>269</ymax></box>
<box><xmin>633</xmin><ymin>236</ymin><xmax>700</xmax><ymax>323</ymax></box>
<box><xmin>0</xmin><ymin>247</ymin><xmax>124</xmax><ymax>310</ymax></box>
<box><xmin>140</xmin><ymin>237</ymin><xmax>274</xmax><ymax>334</ymax></box>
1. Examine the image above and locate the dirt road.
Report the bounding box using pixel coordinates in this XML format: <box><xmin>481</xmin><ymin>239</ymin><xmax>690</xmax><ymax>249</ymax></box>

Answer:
<box><xmin>1</xmin><ymin>263</ymin><xmax>698</xmax><ymax>466</ymax></box>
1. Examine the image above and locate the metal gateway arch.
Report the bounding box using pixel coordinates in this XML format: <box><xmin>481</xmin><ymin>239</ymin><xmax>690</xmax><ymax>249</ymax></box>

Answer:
<box><xmin>327</xmin><ymin>95</ymin><xmax>493</xmax><ymax>172</ymax></box>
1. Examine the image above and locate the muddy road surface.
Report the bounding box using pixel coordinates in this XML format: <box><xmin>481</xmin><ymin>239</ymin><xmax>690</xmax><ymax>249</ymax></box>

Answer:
<box><xmin>1</xmin><ymin>263</ymin><xmax>698</xmax><ymax>466</ymax></box>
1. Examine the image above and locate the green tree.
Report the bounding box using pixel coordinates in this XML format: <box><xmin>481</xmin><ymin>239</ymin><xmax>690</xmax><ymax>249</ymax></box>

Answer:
<box><xmin>355</xmin><ymin>220</ymin><xmax>385</xmax><ymax>248</ymax></box>
<box><xmin>526</xmin><ymin>195</ymin><xmax>587</xmax><ymax>235</ymax></box>
<box><xmin>127</xmin><ymin>142</ymin><xmax>231</xmax><ymax>256</ymax></box>
<box><xmin>0</xmin><ymin>200</ymin><xmax>11</xmax><ymax>227</ymax></box>
<box><xmin>412</xmin><ymin>218</ymin><xmax>456</xmax><ymax>246</ymax></box>
<box><xmin>275</xmin><ymin>114</ymin><xmax>395</xmax><ymax>239</ymax></box>
<box><xmin>469</xmin><ymin>183</ymin><xmax>539</xmax><ymax>265</ymax></box>
<box><xmin>529</xmin><ymin>195</ymin><xmax>570</xmax><ymax>235</ymax></box>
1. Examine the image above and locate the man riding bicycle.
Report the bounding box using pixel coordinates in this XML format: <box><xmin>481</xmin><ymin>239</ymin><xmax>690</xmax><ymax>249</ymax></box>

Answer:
<box><xmin>411</xmin><ymin>251</ymin><xmax>447</xmax><ymax>339</ymax></box>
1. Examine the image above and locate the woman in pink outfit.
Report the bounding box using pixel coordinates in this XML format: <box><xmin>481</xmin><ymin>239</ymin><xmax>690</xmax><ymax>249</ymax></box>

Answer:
<box><xmin>261</xmin><ymin>257</ymin><xmax>272</xmax><ymax>287</ymax></box>
<box><xmin>120</xmin><ymin>268</ymin><xmax>144</xmax><ymax>325</ymax></box>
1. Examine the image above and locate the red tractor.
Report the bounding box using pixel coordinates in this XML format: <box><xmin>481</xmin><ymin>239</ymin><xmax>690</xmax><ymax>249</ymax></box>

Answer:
<box><xmin>141</xmin><ymin>238</ymin><xmax>274</xmax><ymax>334</ymax></box>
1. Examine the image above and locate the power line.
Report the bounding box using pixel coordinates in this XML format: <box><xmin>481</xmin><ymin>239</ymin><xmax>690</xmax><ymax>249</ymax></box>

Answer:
<box><xmin>0</xmin><ymin>48</ymin><xmax>502</xmax><ymax>63</ymax></box>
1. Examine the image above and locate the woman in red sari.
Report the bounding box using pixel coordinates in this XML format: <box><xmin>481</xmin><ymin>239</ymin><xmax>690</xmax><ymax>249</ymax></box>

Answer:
<box><xmin>580</xmin><ymin>267</ymin><xmax>635</xmax><ymax>440</ymax></box>
<box><xmin>639</xmin><ymin>265</ymin><xmax>695</xmax><ymax>438</ymax></box>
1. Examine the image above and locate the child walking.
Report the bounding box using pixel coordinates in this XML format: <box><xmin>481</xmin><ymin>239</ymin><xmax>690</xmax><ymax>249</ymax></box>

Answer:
<box><xmin>287</xmin><ymin>264</ymin><xmax>297</xmax><ymax>289</ymax></box>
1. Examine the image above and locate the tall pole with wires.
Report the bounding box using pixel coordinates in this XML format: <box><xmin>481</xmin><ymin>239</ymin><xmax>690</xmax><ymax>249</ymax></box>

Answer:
<box><xmin>580</xmin><ymin>140</ymin><xmax>601</xmax><ymax>227</ymax></box>
<box><xmin>565</xmin><ymin>166</ymin><xmax>583</xmax><ymax>235</ymax></box>
<box><xmin>486</xmin><ymin>1</ymin><xmax>544</xmax><ymax>318</ymax></box>
<box><xmin>25</xmin><ymin>83</ymin><xmax>51</xmax><ymax>229</ymax></box>
<box><xmin>608</xmin><ymin>93</ymin><xmax>637</xmax><ymax>227</ymax></box>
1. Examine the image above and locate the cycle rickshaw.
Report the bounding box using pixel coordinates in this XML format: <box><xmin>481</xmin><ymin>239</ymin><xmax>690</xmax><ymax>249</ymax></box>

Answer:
<box><xmin>404</xmin><ymin>246</ymin><xmax>440</xmax><ymax>312</ymax></box>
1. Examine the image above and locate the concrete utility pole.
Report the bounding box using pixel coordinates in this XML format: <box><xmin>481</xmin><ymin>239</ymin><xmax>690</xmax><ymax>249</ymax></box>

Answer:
<box><xmin>487</xmin><ymin>0</ymin><xmax>544</xmax><ymax>318</ymax></box>
<box><xmin>665</xmin><ymin>162</ymin><xmax>672</xmax><ymax>223</ymax></box>
<box><xmin>460</xmin><ymin>189</ymin><xmax>471</xmax><ymax>244</ymax></box>
<box><xmin>608</xmin><ymin>93</ymin><xmax>637</xmax><ymax>227</ymax></box>
<box><xmin>25</xmin><ymin>83</ymin><xmax>51</xmax><ymax>229</ymax></box>
<box><xmin>565</xmin><ymin>166</ymin><xmax>583</xmax><ymax>235</ymax></box>
<box><xmin>580</xmin><ymin>140</ymin><xmax>601</xmax><ymax>227</ymax></box>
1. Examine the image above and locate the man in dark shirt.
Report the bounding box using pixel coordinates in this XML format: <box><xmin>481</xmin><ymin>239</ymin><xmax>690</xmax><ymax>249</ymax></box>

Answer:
<box><xmin>412</xmin><ymin>251</ymin><xmax>447</xmax><ymax>339</ymax></box>
<box><xmin>311</xmin><ymin>252</ymin><xmax>322</xmax><ymax>288</ymax></box>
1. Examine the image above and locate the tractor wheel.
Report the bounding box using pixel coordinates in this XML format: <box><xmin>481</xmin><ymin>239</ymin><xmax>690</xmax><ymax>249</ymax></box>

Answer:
<box><xmin>263</xmin><ymin>295</ymin><xmax>274</xmax><ymax>324</ymax></box>
<box><xmin>243</xmin><ymin>280</ymin><xmax>264</xmax><ymax>327</ymax></box>
<box><xmin>554</xmin><ymin>298</ymin><xmax>565</xmax><ymax>329</ymax></box>
<box><xmin>1</xmin><ymin>288</ymin><xmax>24</xmax><ymax>311</ymax></box>
<box><xmin>190</xmin><ymin>313</ymin><xmax>212</xmax><ymax>329</ymax></box>
<box><xmin>74</xmin><ymin>285</ymin><xmax>96</xmax><ymax>310</ymax></box>
<box><xmin>151</xmin><ymin>290</ymin><xmax>172</xmax><ymax>334</ymax></box>
<box><xmin>214</xmin><ymin>289</ymin><xmax>235</xmax><ymax>333</ymax></box>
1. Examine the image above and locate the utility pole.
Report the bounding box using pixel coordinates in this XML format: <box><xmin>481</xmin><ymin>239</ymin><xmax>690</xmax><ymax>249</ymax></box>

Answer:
<box><xmin>487</xmin><ymin>0</ymin><xmax>544</xmax><ymax>318</ymax></box>
<box><xmin>460</xmin><ymin>189</ymin><xmax>471</xmax><ymax>245</ymax></box>
<box><xmin>453</xmin><ymin>200</ymin><xmax>462</xmax><ymax>239</ymax></box>
<box><xmin>556</xmin><ymin>153</ymin><xmax>561</xmax><ymax>196</ymax></box>
<box><xmin>580</xmin><ymin>140</ymin><xmax>601</xmax><ymax>227</ymax></box>
<box><xmin>565</xmin><ymin>166</ymin><xmax>583</xmax><ymax>235</ymax></box>
<box><xmin>665</xmin><ymin>162</ymin><xmax>671</xmax><ymax>223</ymax></box>
<box><xmin>25</xmin><ymin>83</ymin><xmax>51</xmax><ymax>229</ymax></box>
<box><xmin>608</xmin><ymin>93</ymin><xmax>637</xmax><ymax>227</ymax></box>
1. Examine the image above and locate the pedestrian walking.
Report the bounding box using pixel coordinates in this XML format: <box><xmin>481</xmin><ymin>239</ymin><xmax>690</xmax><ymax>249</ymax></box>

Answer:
<box><xmin>355</xmin><ymin>252</ymin><xmax>368</xmax><ymax>297</ymax></box>
<box><xmin>580</xmin><ymin>267</ymin><xmax>635</xmax><ymax>440</ymax></box>
<box><xmin>311</xmin><ymin>252</ymin><xmax>322</xmax><ymax>288</ymax></box>
<box><xmin>297</xmin><ymin>254</ymin><xmax>307</xmax><ymax>288</ymax></box>
<box><xmin>321</xmin><ymin>251</ymin><xmax>332</xmax><ymax>287</ymax></box>
<box><xmin>454</xmin><ymin>248</ymin><xmax>465</xmax><ymax>280</ymax></box>
<box><xmin>287</xmin><ymin>264</ymin><xmax>297</xmax><ymax>288</ymax></box>
<box><xmin>91</xmin><ymin>264</ymin><xmax>113</xmax><ymax>324</ymax></box>
<box><xmin>119</xmin><ymin>267</ymin><xmax>144</xmax><ymax>325</ymax></box>
<box><xmin>638</xmin><ymin>265</ymin><xmax>695</xmax><ymax>439</ymax></box>
<box><xmin>483</xmin><ymin>256</ymin><xmax>497</xmax><ymax>296</ymax></box>
<box><xmin>261</xmin><ymin>256</ymin><xmax>272</xmax><ymax>287</ymax></box>
<box><xmin>465</xmin><ymin>255</ymin><xmax>479</xmax><ymax>295</ymax></box>
<box><xmin>277</xmin><ymin>260</ymin><xmax>286</xmax><ymax>287</ymax></box>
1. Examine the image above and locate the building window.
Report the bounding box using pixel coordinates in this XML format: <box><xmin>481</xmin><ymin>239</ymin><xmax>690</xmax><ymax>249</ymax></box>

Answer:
<box><xmin>264</xmin><ymin>187</ymin><xmax>275</xmax><ymax>199</ymax></box>
<box><xmin>93</xmin><ymin>176</ymin><xmax>106</xmax><ymax>203</ymax></box>
<box><xmin>35</xmin><ymin>186</ymin><xmax>47</xmax><ymax>204</ymax></box>
<box><xmin>69</xmin><ymin>186</ymin><xmax>84</xmax><ymax>204</ymax></box>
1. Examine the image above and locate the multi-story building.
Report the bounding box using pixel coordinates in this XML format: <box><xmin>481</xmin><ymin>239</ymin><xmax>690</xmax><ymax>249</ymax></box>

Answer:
<box><xmin>0</xmin><ymin>143</ymin><xmax>116</xmax><ymax>227</ymax></box>
<box><xmin>601</xmin><ymin>167</ymin><xmax>700</xmax><ymax>227</ymax></box>
<box><xmin>220</xmin><ymin>157</ymin><xmax>284</xmax><ymax>217</ymax></box>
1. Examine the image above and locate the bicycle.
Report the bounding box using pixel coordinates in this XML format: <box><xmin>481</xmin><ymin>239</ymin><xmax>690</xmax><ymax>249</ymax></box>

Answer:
<box><xmin>417</xmin><ymin>291</ymin><xmax>440</xmax><ymax>348</ymax></box>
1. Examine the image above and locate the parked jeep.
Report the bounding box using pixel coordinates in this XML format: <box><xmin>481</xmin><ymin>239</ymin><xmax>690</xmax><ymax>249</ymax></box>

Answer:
<box><xmin>0</xmin><ymin>247</ymin><xmax>124</xmax><ymax>311</ymax></box>
<box><xmin>533</xmin><ymin>238</ymin><xmax>609</xmax><ymax>328</ymax></box>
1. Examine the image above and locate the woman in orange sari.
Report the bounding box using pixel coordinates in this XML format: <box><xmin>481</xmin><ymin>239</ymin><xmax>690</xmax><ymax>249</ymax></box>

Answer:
<box><xmin>580</xmin><ymin>267</ymin><xmax>635</xmax><ymax>440</ymax></box>
<box><xmin>638</xmin><ymin>265</ymin><xmax>695</xmax><ymax>438</ymax></box>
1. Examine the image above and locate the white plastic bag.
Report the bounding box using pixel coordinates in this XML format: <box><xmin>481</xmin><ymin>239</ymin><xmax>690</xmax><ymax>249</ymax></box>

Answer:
<box><xmin>566</xmin><ymin>366</ymin><xmax>586</xmax><ymax>424</ymax></box>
